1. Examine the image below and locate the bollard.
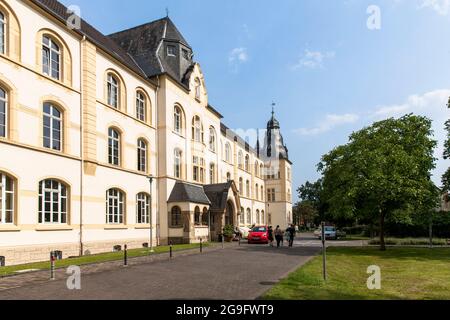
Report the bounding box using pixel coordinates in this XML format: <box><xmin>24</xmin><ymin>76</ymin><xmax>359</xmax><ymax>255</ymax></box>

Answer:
<box><xmin>169</xmin><ymin>241</ymin><xmax>173</xmax><ymax>259</ymax></box>
<box><xmin>200</xmin><ymin>238</ymin><xmax>203</xmax><ymax>253</ymax></box>
<box><xmin>50</xmin><ymin>251</ymin><xmax>55</xmax><ymax>280</ymax></box>
<box><xmin>124</xmin><ymin>244</ymin><xmax>128</xmax><ymax>267</ymax></box>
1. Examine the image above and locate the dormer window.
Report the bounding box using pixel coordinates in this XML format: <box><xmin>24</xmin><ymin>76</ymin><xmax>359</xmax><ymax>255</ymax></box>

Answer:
<box><xmin>167</xmin><ymin>45</ymin><xmax>176</xmax><ymax>57</ymax></box>
<box><xmin>182</xmin><ymin>49</ymin><xmax>190</xmax><ymax>60</ymax></box>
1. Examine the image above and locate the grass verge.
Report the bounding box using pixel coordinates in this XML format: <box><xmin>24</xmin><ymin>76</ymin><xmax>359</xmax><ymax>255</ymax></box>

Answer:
<box><xmin>0</xmin><ymin>243</ymin><xmax>207</xmax><ymax>278</ymax></box>
<box><xmin>262</xmin><ymin>247</ymin><xmax>450</xmax><ymax>300</ymax></box>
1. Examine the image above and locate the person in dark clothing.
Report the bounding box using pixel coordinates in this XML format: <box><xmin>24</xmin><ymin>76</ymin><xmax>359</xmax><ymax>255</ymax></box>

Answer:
<box><xmin>275</xmin><ymin>226</ymin><xmax>283</xmax><ymax>248</ymax></box>
<box><xmin>286</xmin><ymin>224</ymin><xmax>296</xmax><ymax>247</ymax></box>
<box><xmin>268</xmin><ymin>226</ymin><xmax>274</xmax><ymax>247</ymax></box>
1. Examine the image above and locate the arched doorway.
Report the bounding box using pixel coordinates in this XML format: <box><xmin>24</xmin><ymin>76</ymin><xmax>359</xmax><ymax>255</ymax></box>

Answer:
<box><xmin>225</xmin><ymin>201</ymin><xmax>234</xmax><ymax>226</ymax></box>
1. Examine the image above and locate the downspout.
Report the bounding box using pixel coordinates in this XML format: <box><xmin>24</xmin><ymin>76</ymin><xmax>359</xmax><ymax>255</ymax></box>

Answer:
<box><xmin>79</xmin><ymin>35</ymin><xmax>86</xmax><ymax>256</ymax></box>
<box><xmin>155</xmin><ymin>75</ymin><xmax>161</xmax><ymax>246</ymax></box>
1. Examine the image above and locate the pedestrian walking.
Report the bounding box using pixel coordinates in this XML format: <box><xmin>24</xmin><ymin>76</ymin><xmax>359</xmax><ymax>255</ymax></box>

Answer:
<box><xmin>268</xmin><ymin>226</ymin><xmax>274</xmax><ymax>247</ymax></box>
<box><xmin>286</xmin><ymin>224</ymin><xmax>296</xmax><ymax>247</ymax></box>
<box><xmin>275</xmin><ymin>225</ymin><xmax>283</xmax><ymax>248</ymax></box>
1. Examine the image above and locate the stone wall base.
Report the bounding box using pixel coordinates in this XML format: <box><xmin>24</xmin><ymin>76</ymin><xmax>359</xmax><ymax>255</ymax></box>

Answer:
<box><xmin>0</xmin><ymin>238</ymin><xmax>160</xmax><ymax>267</ymax></box>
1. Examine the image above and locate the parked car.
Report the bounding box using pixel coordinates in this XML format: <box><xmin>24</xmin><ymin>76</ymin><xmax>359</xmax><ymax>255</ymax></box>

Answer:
<box><xmin>314</xmin><ymin>226</ymin><xmax>338</xmax><ymax>240</ymax></box>
<box><xmin>248</xmin><ymin>226</ymin><xmax>269</xmax><ymax>244</ymax></box>
<box><xmin>237</xmin><ymin>226</ymin><xmax>251</xmax><ymax>239</ymax></box>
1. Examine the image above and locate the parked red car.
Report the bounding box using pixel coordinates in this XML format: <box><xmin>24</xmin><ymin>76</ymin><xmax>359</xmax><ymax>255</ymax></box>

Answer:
<box><xmin>248</xmin><ymin>226</ymin><xmax>269</xmax><ymax>244</ymax></box>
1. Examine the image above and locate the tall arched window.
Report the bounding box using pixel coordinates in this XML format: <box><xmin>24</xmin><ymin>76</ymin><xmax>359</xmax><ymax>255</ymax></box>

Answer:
<box><xmin>192</xmin><ymin>116</ymin><xmax>203</xmax><ymax>142</ymax></box>
<box><xmin>136</xmin><ymin>91</ymin><xmax>146</xmax><ymax>122</ymax></box>
<box><xmin>107</xmin><ymin>73</ymin><xmax>119</xmax><ymax>108</ymax></box>
<box><xmin>245</xmin><ymin>155</ymin><xmax>250</xmax><ymax>171</ymax></box>
<box><xmin>238</xmin><ymin>151</ymin><xmax>243</xmax><ymax>169</ymax></box>
<box><xmin>194</xmin><ymin>206</ymin><xmax>201</xmax><ymax>226</ymax></box>
<box><xmin>209</xmin><ymin>127</ymin><xmax>216</xmax><ymax>152</ymax></box>
<box><xmin>255</xmin><ymin>162</ymin><xmax>259</xmax><ymax>177</ymax></box>
<box><xmin>136</xmin><ymin>192</ymin><xmax>150</xmax><ymax>224</ymax></box>
<box><xmin>225</xmin><ymin>143</ymin><xmax>232</xmax><ymax>163</ymax></box>
<box><xmin>260</xmin><ymin>164</ymin><xmax>264</xmax><ymax>178</ymax></box>
<box><xmin>0</xmin><ymin>11</ymin><xmax>5</xmax><ymax>55</ymax></box>
<box><xmin>226</xmin><ymin>172</ymin><xmax>231</xmax><ymax>182</ymax></box>
<box><xmin>174</xmin><ymin>105</ymin><xmax>182</xmax><ymax>134</ymax></box>
<box><xmin>38</xmin><ymin>179</ymin><xmax>68</xmax><ymax>224</ymax></box>
<box><xmin>106</xmin><ymin>188</ymin><xmax>125</xmax><ymax>224</ymax></box>
<box><xmin>0</xmin><ymin>86</ymin><xmax>7</xmax><ymax>138</ymax></box>
<box><xmin>240</xmin><ymin>207</ymin><xmax>245</xmax><ymax>225</ymax></box>
<box><xmin>256</xmin><ymin>210</ymin><xmax>260</xmax><ymax>225</ymax></box>
<box><xmin>195</xmin><ymin>78</ymin><xmax>201</xmax><ymax>100</ymax></box>
<box><xmin>255</xmin><ymin>184</ymin><xmax>259</xmax><ymax>200</ymax></box>
<box><xmin>202</xmin><ymin>207</ymin><xmax>208</xmax><ymax>226</ymax></box>
<box><xmin>174</xmin><ymin>149</ymin><xmax>182</xmax><ymax>179</ymax></box>
<box><xmin>171</xmin><ymin>206</ymin><xmax>182</xmax><ymax>227</ymax></box>
<box><xmin>239</xmin><ymin>178</ymin><xmax>243</xmax><ymax>195</ymax></box>
<box><xmin>261</xmin><ymin>186</ymin><xmax>264</xmax><ymax>202</ymax></box>
<box><xmin>261</xmin><ymin>210</ymin><xmax>265</xmax><ymax>224</ymax></box>
<box><xmin>43</xmin><ymin>102</ymin><xmax>62</xmax><ymax>151</ymax></box>
<box><xmin>246</xmin><ymin>180</ymin><xmax>250</xmax><ymax>198</ymax></box>
<box><xmin>0</xmin><ymin>171</ymin><xmax>14</xmax><ymax>224</ymax></box>
<box><xmin>108</xmin><ymin>128</ymin><xmax>121</xmax><ymax>166</ymax></box>
<box><xmin>42</xmin><ymin>35</ymin><xmax>60</xmax><ymax>80</ymax></box>
<box><xmin>246</xmin><ymin>208</ymin><xmax>251</xmax><ymax>225</ymax></box>
<box><xmin>137</xmin><ymin>139</ymin><xmax>147</xmax><ymax>172</ymax></box>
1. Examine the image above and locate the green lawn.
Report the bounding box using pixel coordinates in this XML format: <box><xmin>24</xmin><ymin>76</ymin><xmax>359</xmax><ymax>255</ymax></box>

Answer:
<box><xmin>262</xmin><ymin>247</ymin><xmax>450</xmax><ymax>300</ymax></box>
<box><xmin>0</xmin><ymin>243</ymin><xmax>206</xmax><ymax>278</ymax></box>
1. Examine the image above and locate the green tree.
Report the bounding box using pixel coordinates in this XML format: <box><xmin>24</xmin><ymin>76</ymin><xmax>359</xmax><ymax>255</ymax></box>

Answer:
<box><xmin>318</xmin><ymin>114</ymin><xmax>439</xmax><ymax>251</ymax></box>
<box><xmin>297</xmin><ymin>180</ymin><xmax>326</xmax><ymax>223</ymax></box>
<box><xmin>443</xmin><ymin>97</ymin><xmax>450</xmax><ymax>191</ymax></box>
<box><xmin>293</xmin><ymin>201</ymin><xmax>317</xmax><ymax>227</ymax></box>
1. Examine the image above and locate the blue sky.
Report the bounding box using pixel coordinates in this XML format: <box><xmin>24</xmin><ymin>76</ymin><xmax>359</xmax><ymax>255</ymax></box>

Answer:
<box><xmin>62</xmin><ymin>0</ymin><xmax>450</xmax><ymax>200</ymax></box>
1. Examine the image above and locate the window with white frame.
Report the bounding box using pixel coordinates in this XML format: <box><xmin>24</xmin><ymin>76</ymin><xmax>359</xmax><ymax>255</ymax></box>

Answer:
<box><xmin>0</xmin><ymin>11</ymin><xmax>5</xmax><ymax>55</ymax></box>
<box><xmin>43</xmin><ymin>102</ymin><xmax>62</xmax><ymax>151</ymax></box>
<box><xmin>38</xmin><ymin>179</ymin><xmax>68</xmax><ymax>224</ymax></box>
<box><xmin>240</xmin><ymin>207</ymin><xmax>245</xmax><ymax>225</ymax></box>
<box><xmin>245</xmin><ymin>155</ymin><xmax>249</xmax><ymax>171</ymax></box>
<box><xmin>136</xmin><ymin>91</ymin><xmax>146</xmax><ymax>122</ymax></box>
<box><xmin>239</xmin><ymin>178</ymin><xmax>243</xmax><ymax>195</ymax></box>
<box><xmin>195</xmin><ymin>78</ymin><xmax>201</xmax><ymax>100</ymax></box>
<box><xmin>0</xmin><ymin>172</ymin><xmax>14</xmax><ymax>224</ymax></box>
<box><xmin>174</xmin><ymin>149</ymin><xmax>182</xmax><ymax>179</ymax></box>
<box><xmin>136</xmin><ymin>193</ymin><xmax>150</xmax><ymax>224</ymax></box>
<box><xmin>174</xmin><ymin>106</ymin><xmax>182</xmax><ymax>134</ymax></box>
<box><xmin>108</xmin><ymin>128</ymin><xmax>121</xmax><ymax>166</ymax></box>
<box><xmin>0</xmin><ymin>87</ymin><xmax>7</xmax><ymax>138</ymax></box>
<box><xmin>167</xmin><ymin>45</ymin><xmax>176</xmax><ymax>57</ymax></box>
<box><xmin>42</xmin><ymin>35</ymin><xmax>60</xmax><ymax>80</ymax></box>
<box><xmin>261</xmin><ymin>211</ymin><xmax>265</xmax><ymax>224</ymax></box>
<box><xmin>255</xmin><ymin>184</ymin><xmax>259</xmax><ymax>200</ymax></box>
<box><xmin>107</xmin><ymin>73</ymin><xmax>119</xmax><ymax>108</ymax></box>
<box><xmin>192</xmin><ymin>116</ymin><xmax>203</xmax><ymax>142</ymax></box>
<box><xmin>238</xmin><ymin>151</ymin><xmax>243</xmax><ymax>169</ymax></box>
<box><xmin>106</xmin><ymin>188</ymin><xmax>124</xmax><ymax>224</ymax></box>
<box><xmin>225</xmin><ymin>143</ymin><xmax>232</xmax><ymax>163</ymax></box>
<box><xmin>192</xmin><ymin>157</ymin><xmax>205</xmax><ymax>183</ymax></box>
<box><xmin>256</xmin><ymin>210</ymin><xmax>260</xmax><ymax>225</ymax></box>
<box><xmin>246</xmin><ymin>208</ymin><xmax>251</xmax><ymax>225</ymax></box>
<box><xmin>209</xmin><ymin>127</ymin><xmax>216</xmax><ymax>152</ymax></box>
<box><xmin>209</xmin><ymin>163</ymin><xmax>215</xmax><ymax>184</ymax></box>
<box><xmin>137</xmin><ymin>139</ymin><xmax>147</xmax><ymax>172</ymax></box>
<box><xmin>261</xmin><ymin>186</ymin><xmax>264</xmax><ymax>202</ymax></box>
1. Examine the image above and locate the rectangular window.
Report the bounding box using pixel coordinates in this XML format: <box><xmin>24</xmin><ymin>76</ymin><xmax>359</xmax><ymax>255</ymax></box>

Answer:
<box><xmin>167</xmin><ymin>45</ymin><xmax>176</xmax><ymax>57</ymax></box>
<box><xmin>137</xmin><ymin>193</ymin><xmax>149</xmax><ymax>224</ymax></box>
<box><xmin>0</xmin><ymin>173</ymin><xmax>14</xmax><ymax>224</ymax></box>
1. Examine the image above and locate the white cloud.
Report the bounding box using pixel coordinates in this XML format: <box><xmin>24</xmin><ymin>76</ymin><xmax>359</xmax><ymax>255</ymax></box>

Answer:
<box><xmin>294</xmin><ymin>113</ymin><xmax>359</xmax><ymax>136</ymax></box>
<box><xmin>292</xmin><ymin>50</ymin><xmax>335</xmax><ymax>70</ymax></box>
<box><xmin>229</xmin><ymin>47</ymin><xmax>248</xmax><ymax>63</ymax></box>
<box><xmin>419</xmin><ymin>0</ymin><xmax>450</xmax><ymax>15</ymax></box>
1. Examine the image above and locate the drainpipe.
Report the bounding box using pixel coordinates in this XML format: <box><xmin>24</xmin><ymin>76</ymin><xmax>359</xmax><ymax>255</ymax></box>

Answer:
<box><xmin>155</xmin><ymin>75</ymin><xmax>161</xmax><ymax>246</ymax></box>
<box><xmin>79</xmin><ymin>35</ymin><xmax>86</xmax><ymax>256</ymax></box>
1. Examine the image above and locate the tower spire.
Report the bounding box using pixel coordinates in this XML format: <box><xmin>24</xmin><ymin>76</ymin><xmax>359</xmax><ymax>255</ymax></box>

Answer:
<box><xmin>271</xmin><ymin>102</ymin><xmax>276</xmax><ymax>118</ymax></box>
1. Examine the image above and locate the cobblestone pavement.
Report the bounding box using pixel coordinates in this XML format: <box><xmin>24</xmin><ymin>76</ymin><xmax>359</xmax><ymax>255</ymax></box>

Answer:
<box><xmin>0</xmin><ymin>243</ymin><xmax>321</xmax><ymax>300</ymax></box>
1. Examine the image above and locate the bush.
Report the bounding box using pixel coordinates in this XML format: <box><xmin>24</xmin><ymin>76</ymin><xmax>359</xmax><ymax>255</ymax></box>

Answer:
<box><xmin>368</xmin><ymin>238</ymin><xmax>448</xmax><ymax>246</ymax></box>
<box><xmin>223</xmin><ymin>225</ymin><xmax>235</xmax><ymax>238</ymax></box>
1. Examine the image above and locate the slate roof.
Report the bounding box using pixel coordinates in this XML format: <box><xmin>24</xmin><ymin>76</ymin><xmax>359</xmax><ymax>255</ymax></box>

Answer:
<box><xmin>168</xmin><ymin>182</ymin><xmax>211</xmax><ymax>205</ymax></box>
<box><xmin>108</xmin><ymin>17</ymin><xmax>192</xmax><ymax>85</ymax></box>
<box><xmin>32</xmin><ymin>0</ymin><xmax>147</xmax><ymax>78</ymax></box>
<box><xmin>203</xmin><ymin>182</ymin><xmax>234</xmax><ymax>211</ymax></box>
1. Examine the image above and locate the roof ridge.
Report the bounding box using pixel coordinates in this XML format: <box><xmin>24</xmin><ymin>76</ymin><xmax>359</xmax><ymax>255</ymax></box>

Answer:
<box><xmin>107</xmin><ymin>16</ymin><xmax>168</xmax><ymax>37</ymax></box>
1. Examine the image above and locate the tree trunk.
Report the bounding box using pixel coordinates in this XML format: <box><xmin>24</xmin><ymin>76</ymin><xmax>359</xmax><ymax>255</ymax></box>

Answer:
<box><xmin>379</xmin><ymin>209</ymin><xmax>386</xmax><ymax>251</ymax></box>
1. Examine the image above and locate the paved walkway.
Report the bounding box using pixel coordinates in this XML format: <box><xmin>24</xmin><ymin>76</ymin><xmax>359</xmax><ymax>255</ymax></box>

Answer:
<box><xmin>0</xmin><ymin>243</ymin><xmax>320</xmax><ymax>300</ymax></box>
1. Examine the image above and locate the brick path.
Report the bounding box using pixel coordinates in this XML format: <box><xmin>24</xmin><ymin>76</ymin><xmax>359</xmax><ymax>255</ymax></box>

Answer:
<box><xmin>0</xmin><ymin>243</ymin><xmax>320</xmax><ymax>300</ymax></box>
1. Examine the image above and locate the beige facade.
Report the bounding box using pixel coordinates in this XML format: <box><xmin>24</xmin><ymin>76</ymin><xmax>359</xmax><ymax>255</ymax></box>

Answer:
<box><xmin>0</xmin><ymin>0</ymin><xmax>293</xmax><ymax>266</ymax></box>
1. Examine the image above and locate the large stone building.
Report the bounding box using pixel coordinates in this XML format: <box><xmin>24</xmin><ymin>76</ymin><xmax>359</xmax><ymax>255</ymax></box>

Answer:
<box><xmin>0</xmin><ymin>0</ymin><xmax>293</xmax><ymax>265</ymax></box>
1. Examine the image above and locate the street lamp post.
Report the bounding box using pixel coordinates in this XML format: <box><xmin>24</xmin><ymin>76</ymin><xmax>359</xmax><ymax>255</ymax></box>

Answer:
<box><xmin>148</xmin><ymin>175</ymin><xmax>154</xmax><ymax>253</ymax></box>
